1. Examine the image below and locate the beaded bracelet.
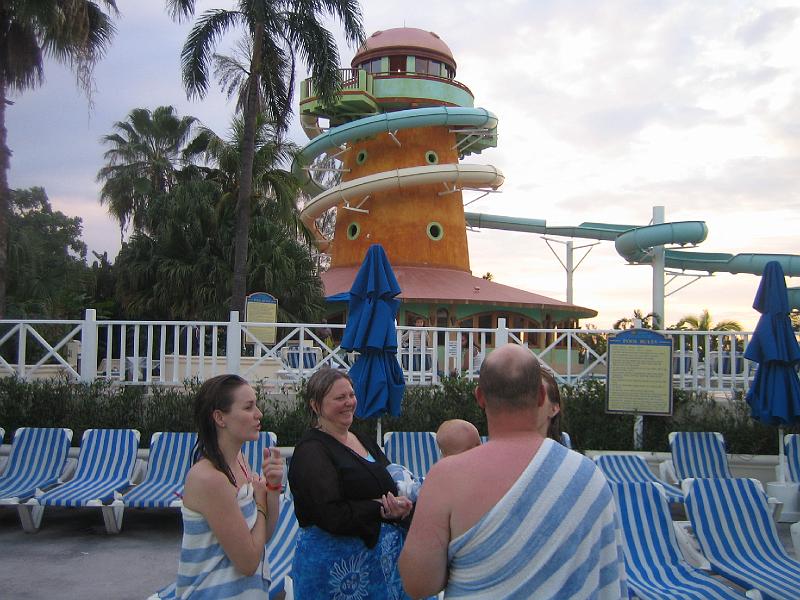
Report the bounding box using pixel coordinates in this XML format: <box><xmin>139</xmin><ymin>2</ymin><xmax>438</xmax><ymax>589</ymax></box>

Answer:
<box><xmin>255</xmin><ymin>502</ymin><xmax>268</xmax><ymax>520</ymax></box>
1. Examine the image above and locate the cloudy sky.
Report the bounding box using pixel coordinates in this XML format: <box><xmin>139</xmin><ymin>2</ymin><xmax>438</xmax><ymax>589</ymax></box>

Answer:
<box><xmin>8</xmin><ymin>1</ymin><xmax>800</xmax><ymax>329</ymax></box>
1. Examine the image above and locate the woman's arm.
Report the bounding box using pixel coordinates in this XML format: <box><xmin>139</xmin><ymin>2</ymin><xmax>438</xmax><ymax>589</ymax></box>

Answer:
<box><xmin>183</xmin><ymin>464</ymin><xmax>271</xmax><ymax>577</ymax></box>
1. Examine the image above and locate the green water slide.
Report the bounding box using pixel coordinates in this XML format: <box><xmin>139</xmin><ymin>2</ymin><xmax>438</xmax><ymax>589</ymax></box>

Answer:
<box><xmin>464</xmin><ymin>212</ymin><xmax>800</xmax><ymax>309</ymax></box>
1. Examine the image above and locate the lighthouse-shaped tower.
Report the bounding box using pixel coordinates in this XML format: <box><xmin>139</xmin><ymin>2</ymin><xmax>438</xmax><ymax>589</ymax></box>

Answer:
<box><xmin>296</xmin><ymin>27</ymin><xmax>595</xmax><ymax>337</ymax></box>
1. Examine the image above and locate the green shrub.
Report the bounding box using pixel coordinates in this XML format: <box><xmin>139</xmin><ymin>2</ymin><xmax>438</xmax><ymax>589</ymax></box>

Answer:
<box><xmin>1</xmin><ymin>376</ymin><xmax>796</xmax><ymax>453</ymax></box>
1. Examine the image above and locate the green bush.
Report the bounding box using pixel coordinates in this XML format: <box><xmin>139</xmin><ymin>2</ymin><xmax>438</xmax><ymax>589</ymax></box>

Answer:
<box><xmin>1</xmin><ymin>376</ymin><xmax>796</xmax><ymax>453</ymax></box>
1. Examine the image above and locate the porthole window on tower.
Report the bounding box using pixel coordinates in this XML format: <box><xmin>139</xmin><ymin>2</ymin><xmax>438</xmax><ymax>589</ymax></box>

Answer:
<box><xmin>356</xmin><ymin>150</ymin><xmax>368</xmax><ymax>165</ymax></box>
<box><xmin>347</xmin><ymin>222</ymin><xmax>361</xmax><ymax>240</ymax></box>
<box><xmin>427</xmin><ymin>222</ymin><xmax>444</xmax><ymax>241</ymax></box>
<box><xmin>425</xmin><ymin>150</ymin><xmax>438</xmax><ymax>165</ymax></box>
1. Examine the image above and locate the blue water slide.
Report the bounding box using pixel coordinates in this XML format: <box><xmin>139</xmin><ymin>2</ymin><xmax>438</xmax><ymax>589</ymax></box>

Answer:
<box><xmin>293</xmin><ymin>107</ymin><xmax>498</xmax><ymax>197</ymax></box>
<box><xmin>465</xmin><ymin>211</ymin><xmax>800</xmax><ymax>309</ymax></box>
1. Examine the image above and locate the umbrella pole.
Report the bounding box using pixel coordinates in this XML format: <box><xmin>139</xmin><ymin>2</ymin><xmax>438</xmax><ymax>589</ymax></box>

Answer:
<box><xmin>779</xmin><ymin>426</ymin><xmax>786</xmax><ymax>484</ymax></box>
<box><xmin>377</xmin><ymin>417</ymin><xmax>382</xmax><ymax>449</ymax></box>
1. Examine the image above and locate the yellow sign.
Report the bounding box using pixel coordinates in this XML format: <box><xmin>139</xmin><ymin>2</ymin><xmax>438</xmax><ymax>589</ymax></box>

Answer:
<box><xmin>245</xmin><ymin>293</ymin><xmax>278</xmax><ymax>345</ymax></box>
<box><xmin>607</xmin><ymin>329</ymin><xmax>673</xmax><ymax>415</ymax></box>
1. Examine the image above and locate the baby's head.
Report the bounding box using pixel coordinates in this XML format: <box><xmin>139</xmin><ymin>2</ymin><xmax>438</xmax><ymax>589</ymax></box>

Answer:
<box><xmin>436</xmin><ymin>419</ymin><xmax>481</xmax><ymax>457</ymax></box>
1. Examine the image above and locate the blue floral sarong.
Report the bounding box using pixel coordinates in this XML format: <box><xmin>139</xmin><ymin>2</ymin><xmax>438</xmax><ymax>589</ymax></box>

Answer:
<box><xmin>292</xmin><ymin>522</ymin><xmax>410</xmax><ymax>600</ymax></box>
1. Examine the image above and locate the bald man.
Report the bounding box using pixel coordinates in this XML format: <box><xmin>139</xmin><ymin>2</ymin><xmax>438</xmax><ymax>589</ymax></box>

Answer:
<box><xmin>436</xmin><ymin>419</ymin><xmax>481</xmax><ymax>457</ymax></box>
<box><xmin>399</xmin><ymin>344</ymin><xmax>627</xmax><ymax>599</ymax></box>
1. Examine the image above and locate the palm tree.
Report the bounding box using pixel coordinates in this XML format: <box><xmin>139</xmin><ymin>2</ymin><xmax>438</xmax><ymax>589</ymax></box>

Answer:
<box><xmin>613</xmin><ymin>309</ymin><xmax>660</xmax><ymax>330</ymax></box>
<box><xmin>97</xmin><ymin>106</ymin><xmax>198</xmax><ymax>234</ymax></box>
<box><xmin>186</xmin><ymin>113</ymin><xmax>306</xmax><ymax>242</ymax></box>
<box><xmin>165</xmin><ymin>0</ymin><xmax>364</xmax><ymax>315</ymax></box>
<box><xmin>673</xmin><ymin>309</ymin><xmax>742</xmax><ymax>333</ymax></box>
<box><xmin>0</xmin><ymin>0</ymin><xmax>118</xmax><ymax>316</ymax></box>
<box><xmin>670</xmin><ymin>309</ymin><xmax>743</xmax><ymax>356</ymax></box>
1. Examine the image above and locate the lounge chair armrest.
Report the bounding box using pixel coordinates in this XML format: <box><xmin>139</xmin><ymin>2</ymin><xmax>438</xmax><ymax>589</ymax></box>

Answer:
<box><xmin>791</xmin><ymin>522</ymin><xmax>800</xmax><ymax>562</ymax></box>
<box><xmin>767</xmin><ymin>496</ymin><xmax>783</xmax><ymax>522</ymax></box>
<box><xmin>130</xmin><ymin>458</ymin><xmax>147</xmax><ymax>485</ymax></box>
<box><xmin>672</xmin><ymin>521</ymin><xmax>711</xmax><ymax>570</ymax></box>
<box><xmin>658</xmin><ymin>459</ymin><xmax>678</xmax><ymax>484</ymax></box>
<box><xmin>59</xmin><ymin>457</ymin><xmax>77</xmax><ymax>482</ymax></box>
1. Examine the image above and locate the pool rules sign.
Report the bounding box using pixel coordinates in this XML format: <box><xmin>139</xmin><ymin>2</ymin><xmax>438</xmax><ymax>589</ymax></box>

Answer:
<box><xmin>606</xmin><ymin>329</ymin><xmax>673</xmax><ymax>416</ymax></box>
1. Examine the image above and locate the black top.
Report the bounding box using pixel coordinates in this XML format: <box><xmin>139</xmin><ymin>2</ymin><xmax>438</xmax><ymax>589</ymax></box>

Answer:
<box><xmin>288</xmin><ymin>428</ymin><xmax>398</xmax><ymax>548</ymax></box>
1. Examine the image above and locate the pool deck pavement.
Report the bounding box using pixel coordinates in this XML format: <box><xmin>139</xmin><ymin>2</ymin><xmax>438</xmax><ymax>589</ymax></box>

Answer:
<box><xmin>0</xmin><ymin>504</ymin><xmax>797</xmax><ymax>599</ymax></box>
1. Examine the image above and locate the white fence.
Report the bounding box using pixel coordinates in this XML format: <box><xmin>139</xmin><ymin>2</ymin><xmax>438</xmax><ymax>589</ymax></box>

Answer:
<box><xmin>0</xmin><ymin>309</ymin><xmax>775</xmax><ymax>393</ymax></box>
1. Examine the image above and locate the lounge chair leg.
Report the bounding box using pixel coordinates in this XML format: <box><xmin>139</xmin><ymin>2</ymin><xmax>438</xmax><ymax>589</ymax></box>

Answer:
<box><xmin>17</xmin><ymin>501</ymin><xmax>44</xmax><ymax>532</ymax></box>
<box><xmin>100</xmin><ymin>500</ymin><xmax>124</xmax><ymax>534</ymax></box>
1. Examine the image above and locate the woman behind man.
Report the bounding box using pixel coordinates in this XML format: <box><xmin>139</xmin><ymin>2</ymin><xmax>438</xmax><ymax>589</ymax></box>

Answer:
<box><xmin>154</xmin><ymin>374</ymin><xmax>284</xmax><ymax>599</ymax></box>
<box><xmin>288</xmin><ymin>368</ymin><xmax>413</xmax><ymax>599</ymax></box>
<box><xmin>539</xmin><ymin>369</ymin><xmax>565</xmax><ymax>443</ymax></box>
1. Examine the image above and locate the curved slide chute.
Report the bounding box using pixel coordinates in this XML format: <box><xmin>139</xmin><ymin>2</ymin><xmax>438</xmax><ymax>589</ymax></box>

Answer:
<box><xmin>292</xmin><ymin>106</ymin><xmax>498</xmax><ymax>197</ymax></box>
<box><xmin>465</xmin><ymin>211</ymin><xmax>800</xmax><ymax>308</ymax></box>
<box><xmin>296</xmin><ymin>106</ymin><xmax>503</xmax><ymax>252</ymax></box>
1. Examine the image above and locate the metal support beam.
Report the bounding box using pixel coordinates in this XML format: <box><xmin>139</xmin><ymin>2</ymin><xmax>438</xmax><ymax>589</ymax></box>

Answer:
<box><xmin>652</xmin><ymin>206</ymin><xmax>665</xmax><ymax>328</ymax></box>
<box><xmin>541</xmin><ymin>237</ymin><xmax>599</xmax><ymax>304</ymax></box>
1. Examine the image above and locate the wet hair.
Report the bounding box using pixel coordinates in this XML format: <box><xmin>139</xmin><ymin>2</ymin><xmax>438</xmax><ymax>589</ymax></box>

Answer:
<box><xmin>478</xmin><ymin>346</ymin><xmax>542</xmax><ymax>411</ymax></box>
<box><xmin>193</xmin><ymin>374</ymin><xmax>249</xmax><ymax>486</ymax></box>
<box><xmin>304</xmin><ymin>368</ymin><xmax>353</xmax><ymax>426</ymax></box>
<box><xmin>540</xmin><ymin>369</ymin><xmax>564</xmax><ymax>442</ymax></box>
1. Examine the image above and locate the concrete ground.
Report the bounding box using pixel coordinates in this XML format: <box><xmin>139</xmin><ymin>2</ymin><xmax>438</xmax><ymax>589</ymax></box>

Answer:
<box><xmin>0</xmin><ymin>504</ymin><xmax>797</xmax><ymax>599</ymax></box>
<box><xmin>0</xmin><ymin>506</ymin><xmax>181</xmax><ymax>599</ymax></box>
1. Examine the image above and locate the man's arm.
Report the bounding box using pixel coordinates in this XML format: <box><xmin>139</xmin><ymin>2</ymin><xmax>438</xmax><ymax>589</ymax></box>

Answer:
<box><xmin>398</xmin><ymin>463</ymin><xmax>452</xmax><ymax>598</ymax></box>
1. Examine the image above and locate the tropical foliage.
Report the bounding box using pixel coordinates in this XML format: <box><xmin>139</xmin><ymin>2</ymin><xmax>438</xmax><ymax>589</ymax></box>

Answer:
<box><xmin>612</xmin><ymin>309</ymin><xmax>660</xmax><ymax>330</ymax></box>
<box><xmin>109</xmin><ymin>107</ymin><xmax>325</xmax><ymax>322</ymax></box>
<box><xmin>97</xmin><ymin>105</ymin><xmax>198</xmax><ymax>234</ymax></box>
<box><xmin>5</xmin><ymin>187</ymin><xmax>91</xmax><ymax>318</ymax></box>
<box><xmin>165</xmin><ymin>0</ymin><xmax>365</xmax><ymax>314</ymax></box>
<box><xmin>0</xmin><ymin>0</ymin><xmax>119</xmax><ymax>315</ymax></box>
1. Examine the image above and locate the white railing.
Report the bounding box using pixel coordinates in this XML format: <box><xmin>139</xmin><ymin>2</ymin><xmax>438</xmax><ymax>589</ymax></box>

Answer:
<box><xmin>0</xmin><ymin>310</ymin><xmax>787</xmax><ymax>393</ymax></box>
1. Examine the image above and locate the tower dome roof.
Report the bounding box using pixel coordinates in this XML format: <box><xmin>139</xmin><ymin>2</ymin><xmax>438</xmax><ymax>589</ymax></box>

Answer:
<box><xmin>351</xmin><ymin>27</ymin><xmax>456</xmax><ymax>70</ymax></box>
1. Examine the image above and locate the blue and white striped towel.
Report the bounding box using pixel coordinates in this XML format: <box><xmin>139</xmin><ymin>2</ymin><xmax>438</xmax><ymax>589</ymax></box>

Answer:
<box><xmin>445</xmin><ymin>439</ymin><xmax>627</xmax><ymax>599</ymax></box>
<box><xmin>156</xmin><ymin>482</ymin><xmax>270</xmax><ymax>599</ymax></box>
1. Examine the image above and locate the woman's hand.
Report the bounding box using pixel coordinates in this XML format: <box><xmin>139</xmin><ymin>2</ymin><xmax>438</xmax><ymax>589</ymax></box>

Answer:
<box><xmin>380</xmin><ymin>491</ymin><xmax>413</xmax><ymax>520</ymax></box>
<box><xmin>251</xmin><ymin>473</ymin><xmax>268</xmax><ymax>506</ymax></box>
<box><xmin>262</xmin><ymin>446</ymin><xmax>284</xmax><ymax>493</ymax></box>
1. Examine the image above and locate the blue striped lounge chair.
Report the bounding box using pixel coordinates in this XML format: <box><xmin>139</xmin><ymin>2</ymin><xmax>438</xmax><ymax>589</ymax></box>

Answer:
<box><xmin>123</xmin><ymin>432</ymin><xmax>197</xmax><ymax>510</ymax></box>
<box><xmin>784</xmin><ymin>434</ymin><xmax>800</xmax><ymax>483</ymax></box>
<box><xmin>660</xmin><ymin>431</ymin><xmax>732</xmax><ymax>484</ymax></box>
<box><xmin>383</xmin><ymin>431</ymin><xmax>441</xmax><ymax>478</ymax></box>
<box><xmin>595</xmin><ymin>454</ymin><xmax>684</xmax><ymax>503</ymax></box>
<box><xmin>0</xmin><ymin>427</ymin><xmax>73</xmax><ymax>504</ymax></box>
<box><xmin>684</xmin><ymin>477</ymin><xmax>800</xmax><ymax>600</ymax></box>
<box><xmin>611</xmin><ymin>482</ymin><xmax>748</xmax><ymax>599</ymax></box>
<box><xmin>17</xmin><ymin>428</ymin><xmax>140</xmax><ymax>534</ymax></box>
<box><xmin>0</xmin><ymin>426</ymin><xmax>4</xmax><ymax>443</ymax></box>
<box><xmin>243</xmin><ymin>431</ymin><xmax>277</xmax><ymax>474</ymax></box>
<box><xmin>267</xmin><ymin>495</ymin><xmax>300</xmax><ymax>599</ymax></box>
<box><xmin>560</xmin><ymin>431</ymin><xmax>573</xmax><ymax>449</ymax></box>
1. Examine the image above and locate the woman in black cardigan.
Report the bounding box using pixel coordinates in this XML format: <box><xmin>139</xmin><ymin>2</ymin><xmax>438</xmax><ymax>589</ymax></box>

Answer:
<box><xmin>289</xmin><ymin>368</ymin><xmax>413</xmax><ymax>599</ymax></box>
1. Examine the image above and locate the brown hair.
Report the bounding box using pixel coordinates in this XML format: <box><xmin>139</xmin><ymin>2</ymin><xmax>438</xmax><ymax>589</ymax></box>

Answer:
<box><xmin>540</xmin><ymin>369</ymin><xmax>564</xmax><ymax>443</ymax></box>
<box><xmin>304</xmin><ymin>368</ymin><xmax>353</xmax><ymax>426</ymax></box>
<box><xmin>192</xmin><ymin>374</ymin><xmax>249</xmax><ymax>486</ymax></box>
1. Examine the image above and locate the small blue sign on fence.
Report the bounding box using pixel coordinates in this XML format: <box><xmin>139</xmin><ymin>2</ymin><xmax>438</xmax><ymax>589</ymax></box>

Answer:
<box><xmin>606</xmin><ymin>329</ymin><xmax>673</xmax><ymax>416</ymax></box>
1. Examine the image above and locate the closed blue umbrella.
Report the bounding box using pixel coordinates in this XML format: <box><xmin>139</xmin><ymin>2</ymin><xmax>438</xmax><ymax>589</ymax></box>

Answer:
<box><xmin>744</xmin><ymin>261</ymin><xmax>800</xmax><ymax>482</ymax></box>
<box><xmin>341</xmin><ymin>244</ymin><xmax>406</xmax><ymax>419</ymax></box>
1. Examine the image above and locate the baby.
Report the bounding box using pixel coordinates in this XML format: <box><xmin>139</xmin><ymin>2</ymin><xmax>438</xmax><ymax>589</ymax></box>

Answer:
<box><xmin>387</xmin><ymin>421</ymin><xmax>481</xmax><ymax>502</ymax></box>
<box><xmin>436</xmin><ymin>419</ymin><xmax>481</xmax><ymax>457</ymax></box>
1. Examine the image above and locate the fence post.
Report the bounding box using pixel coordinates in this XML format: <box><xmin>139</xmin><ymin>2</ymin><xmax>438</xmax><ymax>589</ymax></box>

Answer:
<box><xmin>227</xmin><ymin>311</ymin><xmax>242</xmax><ymax>375</ymax></box>
<box><xmin>80</xmin><ymin>309</ymin><xmax>98</xmax><ymax>382</ymax></box>
<box><xmin>495</xmin><ymin>318</ymin><xmax>508</xmax><ymax>347</ymax></box>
